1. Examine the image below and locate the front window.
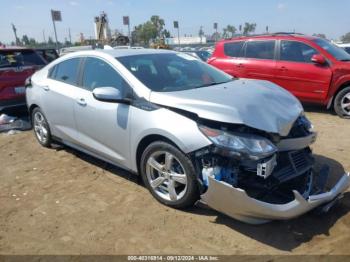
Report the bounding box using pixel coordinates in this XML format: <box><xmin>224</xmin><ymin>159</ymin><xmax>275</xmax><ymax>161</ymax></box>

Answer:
<box><xmin>280</xmin><ymin>41</ymin><xmax>318</xmax><ymax>63</ymax></box>
<box><xmin>313</xmin><ymin>38</ymin><xmax>350</xmax><ymax>61</ymax></box>
<box><xmin>117</xmin><ymin>53</ymin><xmax>233</xmax><ymax>92</ymax></box>
<box><xmin>82</xmin><ymin>57</ymin><xmax>129</xmax><ymax>92</ymax></box>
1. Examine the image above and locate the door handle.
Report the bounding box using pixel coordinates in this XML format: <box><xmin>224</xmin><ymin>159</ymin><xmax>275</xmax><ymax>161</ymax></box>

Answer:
<box><xmin>76</xmin><ymin>98</ymin><xmax>87</xmax><ymax>106</ymax></box>
<box><xmin>42</xmin><ymin>85</ymin><xmax>50</xmax><ymax>91</ymax></box>
<box><xmin>236</xmin><ymin>63</ymin><xmax>244</xmax><ymax>68</ymax></box>
<box><xmin>279</xmin><ymin>66</ymin><xmax>288</xmax><ymax>71</ymax></box>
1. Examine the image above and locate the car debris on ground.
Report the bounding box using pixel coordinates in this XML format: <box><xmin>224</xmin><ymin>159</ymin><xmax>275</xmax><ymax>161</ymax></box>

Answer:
<box><xmin>0</xmin><ymin>113</ymin><xmax>32</xmax><ymax>134</ymax></box>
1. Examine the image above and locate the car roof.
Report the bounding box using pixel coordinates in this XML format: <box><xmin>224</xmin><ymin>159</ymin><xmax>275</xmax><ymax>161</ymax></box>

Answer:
<box><xmin>219</xmin><ymin>33</ymin><xmax>319</xmax><ymax>43</ymax></box>
<box><xmin>102</xmin><ymin>48</ymin><xmax>175</xmax><ymax>57</ymax></box>
<box><xmin>0</xmin><ymin>47</ymin><xmax>35</xmax><ymax>51</ymax></box>
<box><xmin>66</xmin><ymin>48</ymin><xmax>175</xmax><ymax>58</ymax></box>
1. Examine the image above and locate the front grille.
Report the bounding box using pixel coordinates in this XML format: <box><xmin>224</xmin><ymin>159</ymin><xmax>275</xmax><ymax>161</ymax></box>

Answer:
<box><xmin>290</xmin><ymin>150</ymin><xmax>308</xmax><ymax>172</ymax></box>
<box><xmin>273</xmin><ymin>149</ymin><xmax>313</xmax><ymax>183</ymax></box>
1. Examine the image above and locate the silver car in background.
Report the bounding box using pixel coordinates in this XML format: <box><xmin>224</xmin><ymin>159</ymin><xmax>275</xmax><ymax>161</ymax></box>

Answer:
<box><xmin>26</xmin><ymin>49</ymin><xmax>350</xmax><ymax>224</ymax></box>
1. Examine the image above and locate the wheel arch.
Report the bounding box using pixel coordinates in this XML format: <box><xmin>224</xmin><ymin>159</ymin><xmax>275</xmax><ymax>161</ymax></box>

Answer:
<box><xmin>135</xmin><ymin>134</ymin><xmax>180</xmax><ymax>175</ymax></box>
<box><xmin>328</xmin><ymin>81</ymin><xmax>350</xmax><ymax>109</ymax></box>
<box><xmin>28</xmin><ymin>104</ymin><xmax>39</xmax><ymax>120</ymax></box>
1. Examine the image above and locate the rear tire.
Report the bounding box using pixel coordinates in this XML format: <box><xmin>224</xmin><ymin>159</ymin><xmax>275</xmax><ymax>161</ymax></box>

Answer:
<box><xmin>32</xmin><ymin>107</ymin><xmax>52</xmax><ymax>147</ymax></box>
<box><xmin>140</xmin><ymin>141</ymin><xmax>199</xmax><ymax>209</ymax></box>
<box><xmin>334</xmin><ymin>86</ymin><xmax>350</xmax><ymax>118</ymax></box>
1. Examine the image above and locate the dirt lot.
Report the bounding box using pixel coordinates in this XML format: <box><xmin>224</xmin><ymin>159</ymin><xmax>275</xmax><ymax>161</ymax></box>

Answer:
<box><xmin>1</xmin><ymin>106</ymin><xmax>350</xmax><ymax>255</ymax></box>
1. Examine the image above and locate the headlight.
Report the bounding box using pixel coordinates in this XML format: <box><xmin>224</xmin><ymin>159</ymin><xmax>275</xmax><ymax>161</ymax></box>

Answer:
<box><xmin>199</xmin><ymin>125</ymin><xmax>277</xmax><ymax>160</ymax></box>
<box><xmin>298</xmin><ymin>114</ymin><xmax>314</xmax><ymax>132</ymax></box>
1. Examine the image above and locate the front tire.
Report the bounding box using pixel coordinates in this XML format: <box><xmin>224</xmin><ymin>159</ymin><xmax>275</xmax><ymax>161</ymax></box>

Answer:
<box><xmin>140</xmin><ymin>141</ymin><xmax>199</xmax><ymax>209</ymax></box>
<box><xmin>32</xmin><ymin>107</ymin><xmax>52</xmax><ymax>147</ymax></box>
<box><xmin>334</xmin><ymin>86</ymin><xmax>350</xmax><ymax>118</ymax></box>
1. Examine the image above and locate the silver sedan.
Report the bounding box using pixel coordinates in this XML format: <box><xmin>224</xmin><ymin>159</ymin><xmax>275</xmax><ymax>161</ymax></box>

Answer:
<box><xmin>26</xmin><ymin>49</ymin><xmax>350</xmax><ymax>224</ymax></box>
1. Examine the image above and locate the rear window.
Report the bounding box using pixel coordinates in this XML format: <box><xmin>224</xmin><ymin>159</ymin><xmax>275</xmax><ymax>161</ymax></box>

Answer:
<box><xmin>224</xmin><ymin>42</ymin><xmax>244</xmax><ymax>57</ymax></box>
<box><xmin>245</xmin><ymin>41</ymin><xmax>275</xmax><ymax>60</ymax></box>
<box><xmin>49</xmin><ymin>58</ymin><xmax>81</xmax><ymax>85</ymax></box>
<box><xmin>0</xmin><ymin>50</ymin><xmax>46</xmax><ymax>68</ymax></box>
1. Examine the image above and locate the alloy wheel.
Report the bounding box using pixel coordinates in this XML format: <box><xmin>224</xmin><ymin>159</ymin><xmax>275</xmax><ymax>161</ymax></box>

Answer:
<box><xmin>340</xmin><ymin>92</ymin><xmax>350</xmax><ymax>116</ymax></box>
<box><xmin>146</xmin><ymin>151</ymin><xmax>188</xmax><ymax>202</ymax></box>
<box><xmin>33</xmin><ymin>111</ymin><xmax>49</xmax><ymax>144</ymax></box>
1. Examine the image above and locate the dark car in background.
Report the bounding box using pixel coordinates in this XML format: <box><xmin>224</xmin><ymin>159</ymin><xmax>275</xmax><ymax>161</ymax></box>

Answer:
<box><xmin>35</xmin><ymin>48</ymin><xmax>59</xmax><ymax>63</ymax></box>
<box><xmin>208</xmin><ymin>33</ymin><xmax>350</xmax><ymax>118</ymax></box>
<box><xmin>0</xmin><ymin>48</ymin><xmax>46</xmax><ymax>113</ymax></box>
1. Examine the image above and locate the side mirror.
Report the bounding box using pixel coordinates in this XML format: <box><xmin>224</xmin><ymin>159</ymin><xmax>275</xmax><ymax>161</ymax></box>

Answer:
<box><xmin>311</xmin><ymin>54</ymin><xmax>326</xmax><ymax>65</ymax></box>
<box><xmin>92</xmin><ymin>87</ymin><xmax>131</xmax><ymax>104</ymax></box>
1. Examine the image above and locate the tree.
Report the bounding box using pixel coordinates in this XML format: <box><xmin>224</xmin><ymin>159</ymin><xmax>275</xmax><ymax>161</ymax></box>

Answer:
<box><xmin>341</xmin><ymin>32</ymin><xmax>350</xmax><ymax>43</ymax></box>
<box><xmin>22</xmin><ymin>35</ymin><xmax>30</xmax><ymax>46</ymax></box>
<box><xmin>243</xmin><ymin>22</ymin><xmax>257</xmax><ymax>36</ymax></box>
<box><xmin>48</xmin><ymin>37</ymin><xmax>54</xmax><ymax>45</ymax></box>
<box><xmin>132</xmin><ymin>15</ymin><xmax>168</xmax><ymax>45</ymax></box>
<box><xmin>150</xmin><ymin>15</ymin><xmax>165</xmax><ymax>39</ymax></box>
<box><xmin>28</xmin><ymin>38</ymin><xmax>37</xmax><ymax>47</ymax></box>
<box><xmin>162</xmin><ymin>29</ymin><xmax>171</xmax><ymax>38</ymax></box>
<box><xmin>224</xmin><ymin>25</ymin><xmax>236</xmax><ymax>38</ymax></box>
<box><xmin>211</xmin><ymin>31</ymin><xmax>221</xmax><ymax>42</ymax></box>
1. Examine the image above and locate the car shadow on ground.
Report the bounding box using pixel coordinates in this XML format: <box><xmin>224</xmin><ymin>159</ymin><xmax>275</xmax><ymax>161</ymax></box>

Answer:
<box><xmin>55</xmin><ymin>143</ymin><xmax>141</xmax><ymax>184</ymax></box>
<box><xmin>59</xmin><ymin>145</ymin><xmax>350</xmax><ymax>252</ymax></box>
<box><xmin>303</xmin><ymin>103</ymin><xmax>335</xmax><ymax>115</ymax></box>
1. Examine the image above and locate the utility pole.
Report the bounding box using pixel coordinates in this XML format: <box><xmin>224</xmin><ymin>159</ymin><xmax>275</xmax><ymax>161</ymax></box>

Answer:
<box><xmin>11</xmin><ymin>23</ymin><xmax>20</xmax><ymax>46</ymax></box>
<box><xmin>174</xmin><ymin>21</ymin><xmax>180</xmax><ymax>47</ymax></box>
<box><xmin>43</xmin><ymin>29</ymin><xmax>46</xmax><ymax>43</ymax></box>
<box><xmin>68</xmin><ymin>28</ymin><xmax>72</xmax><ymax>44</ymax></box>
<box><xmin>51</xmin><ymin>9</ymin><xmax>62</xmax><ymax>50</ymax></box>
<box><xmin>123</xmin><ymin>16</ymin><xmax>131</xmax><ymax>46</ymax></box>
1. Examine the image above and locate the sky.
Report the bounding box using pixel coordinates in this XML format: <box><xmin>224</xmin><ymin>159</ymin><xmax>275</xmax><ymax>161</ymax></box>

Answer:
<box><xmin>0</xmin><ymin>0</ymin><xmax>349</xmax><ymax>44</ymax></box>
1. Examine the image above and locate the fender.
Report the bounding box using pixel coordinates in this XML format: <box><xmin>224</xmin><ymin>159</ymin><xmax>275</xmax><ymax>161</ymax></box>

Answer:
<box><xmin>327</xmin><ymin>74</ymin><xmax>350</xmax><ymax>106</ymax></box>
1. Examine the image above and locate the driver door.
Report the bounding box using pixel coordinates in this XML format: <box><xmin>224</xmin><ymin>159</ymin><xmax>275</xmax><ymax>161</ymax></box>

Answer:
<box><xmin>74</xmin><ymin>57</ymin><xmax>132</xmax><ymax>168</ymax></box>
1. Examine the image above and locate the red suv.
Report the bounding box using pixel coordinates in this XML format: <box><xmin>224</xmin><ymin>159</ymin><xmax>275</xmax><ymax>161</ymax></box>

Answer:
<box><xmin>0</xmin><ymin>48</ymin><xmax>46</xmax><ymax>113</ymax></box>
<box><xmin>208</xmin><ymin>33</ymin><xmax>350</xmax><ymax>117</ymax></box>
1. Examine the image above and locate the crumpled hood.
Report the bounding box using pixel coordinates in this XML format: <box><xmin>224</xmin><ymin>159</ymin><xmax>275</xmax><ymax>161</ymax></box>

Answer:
<box><xmin>150</xmin><ymin>79</ymin><xmax>303</xmax><ymax>136</ymax></box>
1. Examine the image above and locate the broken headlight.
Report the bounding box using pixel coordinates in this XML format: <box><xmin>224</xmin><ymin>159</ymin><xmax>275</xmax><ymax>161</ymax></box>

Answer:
<box><xmin>199</xmin><ymin>125</ymin><xmax>277</xmax><ymax>160</ymax></box>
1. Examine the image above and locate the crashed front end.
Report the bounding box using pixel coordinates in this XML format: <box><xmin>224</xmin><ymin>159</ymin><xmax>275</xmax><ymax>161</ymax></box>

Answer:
<box><xmin>193</xmin><ymin>115</ymin><xmax>350</xmax><ymax>224</ymax></box>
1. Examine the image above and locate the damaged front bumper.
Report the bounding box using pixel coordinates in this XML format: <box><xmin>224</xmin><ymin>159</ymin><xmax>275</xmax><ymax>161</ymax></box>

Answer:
<box><xmin>200</xmin><ymin>172</ymin><xmax>350</xmax><ymax>224</ymax></box>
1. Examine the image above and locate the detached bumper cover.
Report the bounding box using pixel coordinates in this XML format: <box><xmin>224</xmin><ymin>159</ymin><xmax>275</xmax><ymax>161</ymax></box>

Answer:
<box><xmin>200</xmin><ymin>173</ymin><xmax>350</xmax><ymax>224</ymax></box>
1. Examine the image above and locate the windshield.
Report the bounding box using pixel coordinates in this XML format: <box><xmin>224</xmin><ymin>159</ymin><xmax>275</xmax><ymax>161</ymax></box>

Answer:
<box><xmin>0</xmin><ymin>50</ymin><xmax>46</xmax><ymax>69</ymax></box>
<box><xmin>116</xmin><ymin>53</ymin><xmax>232</xmax><ymax>92</ymax></box>
<box><xmin>313</xmin><ymin>38</ymin><xmax>350</xmax><ymax>61</ymax></box>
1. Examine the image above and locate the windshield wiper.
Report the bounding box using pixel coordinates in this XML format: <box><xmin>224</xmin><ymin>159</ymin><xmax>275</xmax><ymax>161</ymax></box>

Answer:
<box><xmin>196</xmin><ymin>79</ymin><xmax>234</xmax><ymax>88</ymax></box>
<box><xmin>340</xmin><ymin>59</ymin><xmax>350</xmax><ymax>61</ymax></box>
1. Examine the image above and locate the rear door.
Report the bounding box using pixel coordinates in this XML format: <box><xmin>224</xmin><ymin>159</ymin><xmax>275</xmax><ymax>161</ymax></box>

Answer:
<box><xmin>41</xmin><ymin>57</ymin><xmax>81</xmax><ymax>143</ymax></box>
<box><xmin>274</xmin><ymin>40</ymin><xmax>332</xmax><ymax>102</ymax></box>
<box><xmin>240</xmin><ymin>40</ymin><xmax>277</xmax><ymax>81</ymax></box>
<box><xmin>74</xmin><ymin>57</ymin><xmax>132</xmax><ymax>167</ymax></box>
